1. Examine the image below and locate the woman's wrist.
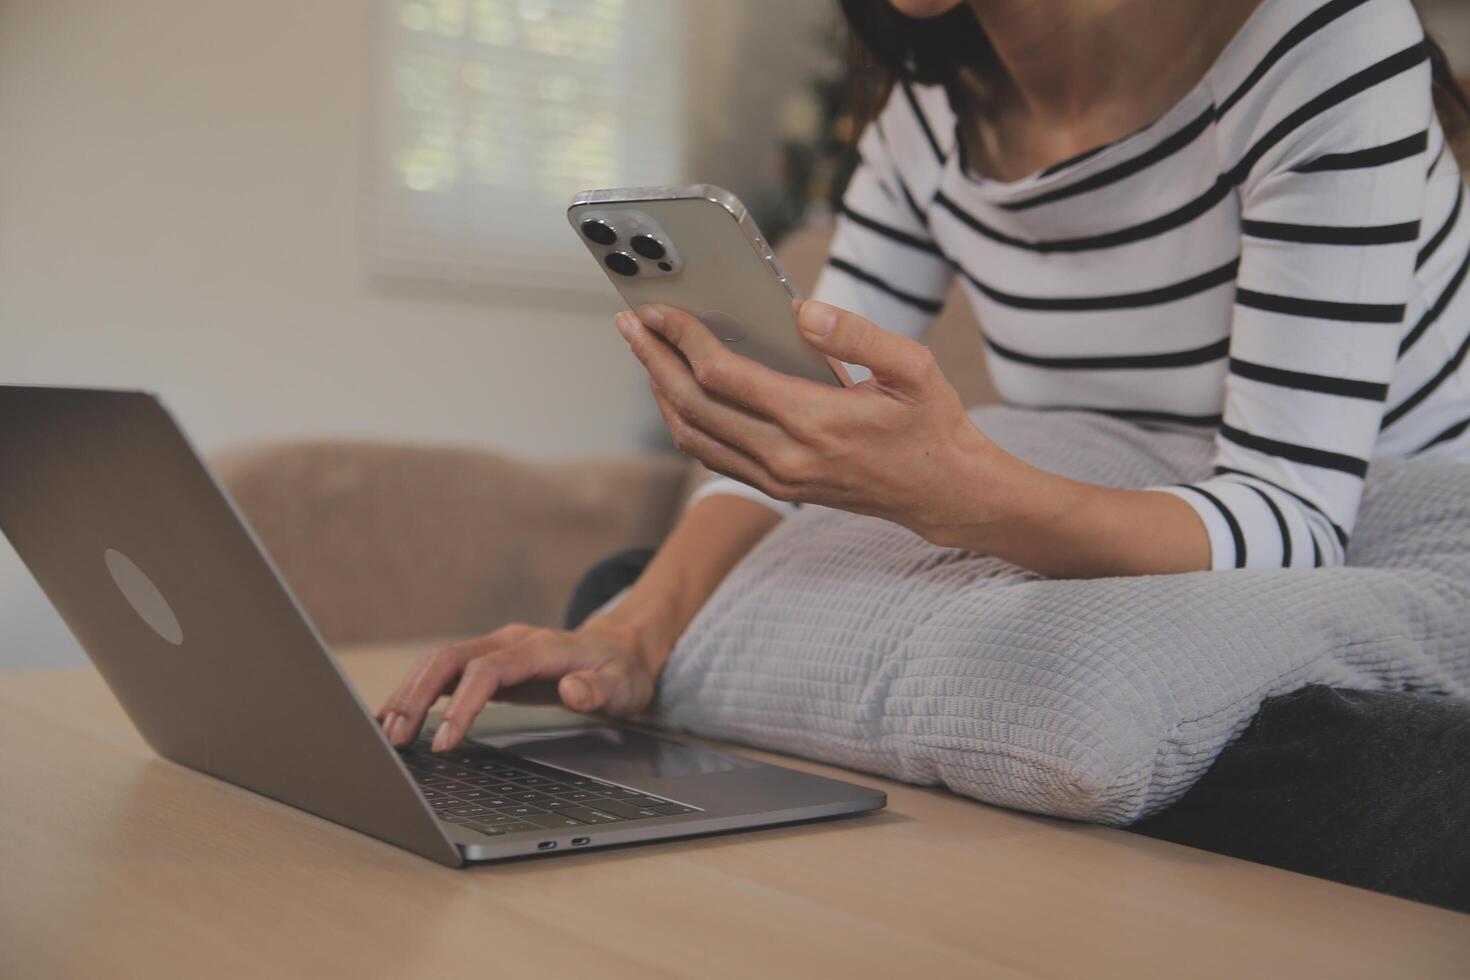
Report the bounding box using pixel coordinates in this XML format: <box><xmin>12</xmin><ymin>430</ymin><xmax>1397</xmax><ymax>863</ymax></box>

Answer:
<box><xmin>577</xmin><ymin>494</ymin><xmax>781</xmax><ymax>676</ymax></box>
<box><xmin>579</xmin><ymin>600</ymin><xmax>680</xmax><ymax>675</ymax></box>
<box><xmin>906</xmin><ymin>423</ymin><xmax>1083</xmax><ymax>553</ymax></box>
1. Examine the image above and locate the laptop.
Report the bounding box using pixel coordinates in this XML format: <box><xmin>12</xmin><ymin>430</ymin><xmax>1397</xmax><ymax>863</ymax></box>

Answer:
<box><xmin>0</xmin><ymin>385</ymin><xmax>885</xmax><ymax>866</ymax></box>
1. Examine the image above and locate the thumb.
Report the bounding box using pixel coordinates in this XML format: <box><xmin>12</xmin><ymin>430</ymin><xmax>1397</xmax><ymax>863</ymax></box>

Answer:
<box><xmin>558</xmin><ymin>661</ymin><xmax>645</xmax><ymax>717</ymax></box>
<box><xmin>797</xmin><ymin>300</ymin><xmax>933</xmax><ymax>389</ymax></box>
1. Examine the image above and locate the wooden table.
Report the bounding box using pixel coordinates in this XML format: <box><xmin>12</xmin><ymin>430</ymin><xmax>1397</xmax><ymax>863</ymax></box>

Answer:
<box><xmin>3</xmin><ymin>646</ymin><xmax>1466</xmax><ymax>979</ymax></box>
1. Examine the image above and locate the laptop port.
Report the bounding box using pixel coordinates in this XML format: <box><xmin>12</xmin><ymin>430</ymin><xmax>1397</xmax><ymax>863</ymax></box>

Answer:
<box><xmin>571</xmin><ymin>837</ymin><xmax>590</xmax><ymax>847</ymax></box>
<box><xmin>537</xmin><ymin>841</ymin><xmax>556</xmax><ymax>850</ymax></box>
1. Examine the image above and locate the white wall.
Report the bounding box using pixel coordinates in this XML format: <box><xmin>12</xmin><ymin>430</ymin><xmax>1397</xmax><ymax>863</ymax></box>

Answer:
<box><xmin>0</xmin><ymin>0</ymin><xmax>836</xmax><ymax>669</ymax></box>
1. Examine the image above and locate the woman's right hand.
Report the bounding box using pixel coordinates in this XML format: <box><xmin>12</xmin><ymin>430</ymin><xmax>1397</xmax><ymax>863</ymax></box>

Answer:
<box><xmin>376</xmin><ymin>492</ymin><xmax>784</xmax><ymax>754</ymax></box>
<box><xmin>375</xmin><ymin>618</ymin><xmax>658</xmax><ymax>753</ymax></box>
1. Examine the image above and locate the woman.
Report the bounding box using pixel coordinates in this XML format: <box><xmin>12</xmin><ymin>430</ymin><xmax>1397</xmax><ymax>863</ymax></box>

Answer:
<box><xmin>377</xmin><ymin>0</ymin><xmax>1470</xmax><ymax>756</ymax></box>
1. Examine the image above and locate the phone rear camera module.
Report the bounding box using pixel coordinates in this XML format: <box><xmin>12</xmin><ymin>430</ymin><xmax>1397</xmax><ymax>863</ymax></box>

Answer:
<box><xmin>581</xmin><ymin>219</ymin><xmax>618</xmax><ymax>246</ymax></box>
<box><xmin>604</xmin><ymin>251</ymin><xmax>639</xmax><ymax>277</ymax></box>
<box><xmin>630</xmin><ymin>234</ymin><xmax>666</xmax><ymax>260</ymax></box>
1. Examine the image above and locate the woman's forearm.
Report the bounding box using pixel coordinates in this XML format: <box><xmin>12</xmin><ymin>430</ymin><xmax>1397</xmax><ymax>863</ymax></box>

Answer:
<box><xmin>582</xmin><ymin>492</ymin><xmax>782</xmax><ymax>670</ymax></box>
<box><xmin>923</xmin><ymin>447</ymin><xmax>1212</xmax><ymax>578</ymax></box>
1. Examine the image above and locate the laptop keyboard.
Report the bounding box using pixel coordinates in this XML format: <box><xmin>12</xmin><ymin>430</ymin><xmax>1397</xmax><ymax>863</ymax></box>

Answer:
<box><xmin>401</xmin><ymin>736</ymin><xmax>699</xmax><ymax>839</ymax></box>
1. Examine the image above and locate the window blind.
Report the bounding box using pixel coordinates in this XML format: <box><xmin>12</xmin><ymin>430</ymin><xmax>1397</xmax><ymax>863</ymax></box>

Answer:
<box><xmin>371</xmin><ymin>0</ymin><xmax>685</xmax><ymax>292</ymax></box>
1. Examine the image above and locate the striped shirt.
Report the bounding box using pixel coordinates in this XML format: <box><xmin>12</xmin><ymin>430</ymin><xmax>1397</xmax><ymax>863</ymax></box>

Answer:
<box><xmin>696</xmin><ymin>0</ymin><xmax>1470</xmax><ymax>571</ymax></box>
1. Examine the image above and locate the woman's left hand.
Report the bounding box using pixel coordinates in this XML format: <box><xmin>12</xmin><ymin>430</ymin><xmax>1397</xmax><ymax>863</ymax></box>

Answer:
<box><xmin>615</xmin><ymin>300</ymin><xmax>1024</xmax><ymax>547</ymax></box>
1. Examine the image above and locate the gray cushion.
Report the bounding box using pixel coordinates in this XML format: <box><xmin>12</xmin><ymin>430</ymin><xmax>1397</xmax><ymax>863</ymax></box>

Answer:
<box><xmin>652</xmin><ymin>408</ymin><xmax>1470</xmax><ymax>824</ymax></box>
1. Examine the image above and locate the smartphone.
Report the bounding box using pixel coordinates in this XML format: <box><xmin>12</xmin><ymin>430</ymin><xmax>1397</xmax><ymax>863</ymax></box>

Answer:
<box><xmin>568</xmin><ymin>184</ymin><xmax>848</xmax><ymax>386</ymax></box>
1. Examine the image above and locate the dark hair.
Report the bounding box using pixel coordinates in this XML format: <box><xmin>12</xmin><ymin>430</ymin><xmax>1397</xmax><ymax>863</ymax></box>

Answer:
<box><xmin>839</xmin><ymin>0</ymin><xmax>1470</xmax><ymax>141</ymax></box>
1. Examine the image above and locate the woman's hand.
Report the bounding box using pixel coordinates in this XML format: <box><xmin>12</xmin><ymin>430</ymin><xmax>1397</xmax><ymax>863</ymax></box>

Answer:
<box><xmin>615</xmin><ymin>299</ymin><xmax>1026</xmax><ymax>547</ymax></box>
<box><xmin>616</xmin><ymin>300</ymin><xmax>1212</xmax><ymax>577</ymax></box>
<box><xmin>376</xmin><ymin>618</ymin><xmax>656</xmax><ymax>753</ymax></box>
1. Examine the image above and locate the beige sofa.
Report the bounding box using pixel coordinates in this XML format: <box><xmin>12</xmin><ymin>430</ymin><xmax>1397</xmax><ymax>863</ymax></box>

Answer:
<box><xmin>214</xmin><ymin>226</ymin><xmax>999</xmax><ymax>646</ymax></box>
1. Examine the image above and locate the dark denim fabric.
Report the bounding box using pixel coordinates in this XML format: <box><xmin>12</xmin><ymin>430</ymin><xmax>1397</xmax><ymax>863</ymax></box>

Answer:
<box><xmin>1133</xmin><ymin>685</ymin><xmax>1470</xmax><ymax>912</ymax></box>
<box><xmin>566</xmin><ymin>548</ymin><xmax>1470</xmax><ymax>913</ymax></box>
<box><xmin>564</xmin><ymin>547</ymin><xmax>658</xmax><ymax>631</ymax></box>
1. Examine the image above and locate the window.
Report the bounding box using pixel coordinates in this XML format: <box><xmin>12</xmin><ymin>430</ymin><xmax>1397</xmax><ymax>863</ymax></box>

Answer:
<box><xmin>370</xmin><ymin>0</ymin><xmax>685</xmax><ymax>292</ymax></box>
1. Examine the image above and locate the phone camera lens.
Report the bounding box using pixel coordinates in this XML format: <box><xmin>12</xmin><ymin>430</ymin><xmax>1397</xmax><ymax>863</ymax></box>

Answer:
<box><xmin>604</xmin><ymin>252</ymin><xmax>638</xmax><ymax>277</ymax></box>
<box><xmin>630</xmin><ymin>234</ymin><xmax>666</xmax><ymax>260</ymax></box>
<box><xmin>657</xmin><ymin>261</ymin><xmax>672</xmax><ymax>272</ymax></box>
<box><xmin>581</xmin><ymin>219</ymin><xmax>617</xmax><ymax>246</ymax></box>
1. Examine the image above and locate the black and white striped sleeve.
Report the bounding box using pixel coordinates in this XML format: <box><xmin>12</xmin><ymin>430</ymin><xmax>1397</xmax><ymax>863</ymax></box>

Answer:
<box><xmin>1152</xmin><ymin>4</ymin><xmax>1433</xmax><ymax>569</ymax></box>
<box><xmin>811</xmin><ymin>82</ymin><xmax>957</xmax><ymax>369</ymax></box>
<box><xmin>689</xmin><ymin>84</ymin><xmax>956</xmax><ymax>515</ymax></box>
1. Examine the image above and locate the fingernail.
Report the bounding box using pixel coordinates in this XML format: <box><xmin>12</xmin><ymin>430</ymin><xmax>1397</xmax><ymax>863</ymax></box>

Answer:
<box><xmin>615</xmin><ymin>311</ymin><xmax>636</xmax><ymax>340</ymax></box>
<box><xmin>800</xmin><ymin>301</ymin><xmax>838</xmax><ymax>337</ymax></box>
<box><xmin>382</xmin><ymin>711</ymin><xmax>400</xmax><ymax>737</ymax></box>
<box><xmin>563</xmin><ymin>677</ymin><xmax>590</xmax><ymax>709</ymax></box>
<box><xmin>431</xmin><ymin>720</ymin><xmax>453</xmax><ymax>752</ymax></box>
<box><xmin>636</xmin><ymin>305</ymin><xmax>664</xmax><ymax>328</ymax></box>
<box><xmin>389</xmin><ymin>714</ymin><xmax>410</xmax><ymax>745</ymax></box>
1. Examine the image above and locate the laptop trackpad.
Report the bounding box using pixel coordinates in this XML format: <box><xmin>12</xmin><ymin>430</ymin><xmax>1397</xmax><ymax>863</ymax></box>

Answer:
<box><xmin>472</xmin><ymin>727</ymin><xmax>759</xmax><ymax>783</ymax></box>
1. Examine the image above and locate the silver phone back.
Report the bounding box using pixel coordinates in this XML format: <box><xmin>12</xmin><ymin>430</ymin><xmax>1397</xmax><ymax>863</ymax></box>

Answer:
<box><xmin>0</xmin><ymin>386</ymin><xmax>463</xmax><ymax>867</ymax></box>
<box><xmin>568</xmin><ymin>185</ymin><xmax>841</xmax><ymax>386</ymax></box>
